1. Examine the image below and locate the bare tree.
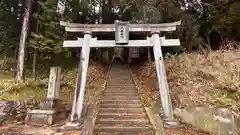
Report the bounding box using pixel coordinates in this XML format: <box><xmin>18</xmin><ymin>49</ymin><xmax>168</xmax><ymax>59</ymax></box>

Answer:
<box><xmin>16</xmin><ymin>0</ymin><xmax>33</xmax><ymax>83</ymax></box>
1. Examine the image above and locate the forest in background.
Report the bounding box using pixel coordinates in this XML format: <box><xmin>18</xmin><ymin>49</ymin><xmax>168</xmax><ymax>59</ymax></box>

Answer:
<box><xmin>0</xmin><ymin>0</ymin><xmax>239</xmax><ymax>84</ymax></box>
<box><xmin>0</xmin><ymin>0</ymin><xmax>239</xmax><ymax>58</ymax></box>
<box><xmin>0</xmin><ymin>0</ymin><xmax>239</xmax><ymax>113</ymax></box>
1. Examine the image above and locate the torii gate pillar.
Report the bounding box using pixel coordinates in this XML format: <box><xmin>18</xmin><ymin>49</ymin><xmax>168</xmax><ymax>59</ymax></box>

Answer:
<box><xmin>70</xmin><ymin>32</ymin><xmax>92</xmax><ymax>123</ymax></box>
<box><xmin>151</xmin><ymin>32</ymin><xmax>177</xmax><ymax>126</ymax></box>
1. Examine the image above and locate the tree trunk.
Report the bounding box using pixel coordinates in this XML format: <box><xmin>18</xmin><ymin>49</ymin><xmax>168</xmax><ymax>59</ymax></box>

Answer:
<box><xmin>32</xmin><ymin>49</ymin><xmax>37</xmax><ymax>80</ymax></box>
<box><xmin>16</xmin><ymin>0</ymin><xmax>32</xmax><ymax>83</ymax></box>
<box><xmin>32</xmin><ymin>1</ymin><xmax>40</xmax><ymax>80</ymax></box>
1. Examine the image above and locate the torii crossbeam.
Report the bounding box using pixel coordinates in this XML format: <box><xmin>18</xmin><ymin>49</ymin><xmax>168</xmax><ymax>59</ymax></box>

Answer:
<box><xmin>61</xmin><ymin>20</ymin><xmax>181</xmax><ymax>127</ymax></box>
<box><xmin>60</xmin><ymin>20</ymin><xmax>181</xmax><ymax>32</ymax></box>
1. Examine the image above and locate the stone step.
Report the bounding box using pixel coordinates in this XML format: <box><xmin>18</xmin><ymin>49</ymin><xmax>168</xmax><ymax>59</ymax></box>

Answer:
<box><xmin>106</xmin><ymin>88</ymin><xmax>136</xmax><ymax>90</ymax></box>
<box><xmin>109</xmin><ymin>77</ymin><xmax>132</xmax><ymax>78</ymax></box>
<box><xmin>105</xmin><ymin>87</ymin><xmax>135</xmax><ymax>89</ymax></box>
<box><xmin>107</xmin><ymin>78</ymin><xmax>133</xmax><ymax>80</ymax></box>
<box><xmin>98</xmin><ymin>108</ymin><xmax>144</xmax><ymax>113</ymax></box>
<box><xmin>107</xmin><ymin>81</ymin><xmax>133</xmax><ymax>83</ymax></box>
<box><xmin>109</xmin><ymin>73</ymin><xmax>130</xmax><ymax>74</ymax></box>
<box><xmin>96</xmin><ymin>118</ymin><xmax>150</xmax><ymax>125</ymax></box>
<box><xmin>104</xmin><ymin>91</ymin><xmax>137</xmax><ymax>94</ymax></box>
<box><xmin>92</xmin><ymin>63</ymin><xmax>154</xmax><ymax>135</ymax></box>
<box><xmin>108</xmin><ymin>76</ymin><xmax>131</xmax><ymax>77</ymax></box>
<box><xmin>101</xmin><ymin>99</ymin><xmax>142</xmax><ymax>104</ymax></box>
<box><xmin>94</xmin><ymin>125</ymin><xmax>153</xmax><ymax>132</ymax></box>
<box><xmin>107</xmin><ymin>79</ymin><xmax>134</xmax><ymax>85</ymax></box>
<box><xmin>107</xmin><ymin>84</ymin><xmax>135</xmax><ymax>86</ymax></box>
<box><xmin>98</xmin><ymin>112</ymin><xmax>146</xmax><ymax>118</ymax></box>
<box><xmin>105</xmin><ymin>86</ymin><xmax>135</xmax><ymax>89</ymax></box>
<box><xmin>104</xmin><ymin>88</ymin><xmax>136</xmax><ymax>91</ymax></box>
<box><xmin>99</xmin><ymin>104</ymin><xmax>142</xmax><ymax>108</ymax></box>
<box><xmin>104</xmin><ymin>89</ymin><xmax>137</xmax><ymax>93</ymax></box>
<box><xmin>103</xmin><ymin>92</ymin><xmax>139</xmax><ymax>96</ymax></box>
<box><xmin>108</xmin><ymin>79</ymin><xmax>132</xmax><ymax>81</ymax></box>
<box><xmin>102</xmin><ymin>95</ymin><xmax>140</xmax><ymax>100</ymax></box>
<box><xmin>93</xmin><ymin>131</ymin><xmax>154</xmax><ymax>135</ymax></box>
<box><xmin>106</xmin><ymin>86</ymin><xmax>136</xmax><ymax>88</ymax></box>
<box><xmin>107</xmin><ymin>80</ymin><xmax>133</xmax><ymax>83</ymax></box>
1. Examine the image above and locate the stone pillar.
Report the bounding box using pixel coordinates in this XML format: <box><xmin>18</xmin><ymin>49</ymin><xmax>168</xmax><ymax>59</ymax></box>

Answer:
<box><xmin>47</xmin><ymin>67</ymin><xmax>61</xmax><ymax>100</ymax></box>
<box><xmin>69</xmin><ymin>32</ymin><xmax>92</xmax><ymax>125</ymax></box>
<box><xmin>151</xmin><ymin>32</ymin><xmax>178</xmax><ymax>127</ymax></box>
<box><xmin>25</xmin><ymin>67</ymin><xmax>61</xmax><ymax>125</ymax></box>
<box><xmin>75</xmin><ymin>32</ymin><xmax>91</xmax><ymax>120</ymax></box>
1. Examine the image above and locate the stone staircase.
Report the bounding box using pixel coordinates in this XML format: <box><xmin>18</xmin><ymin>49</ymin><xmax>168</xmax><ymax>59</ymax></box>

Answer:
<box><xmin>93</xmin><ymin>63</ymin><xmax>154</xmax><ymax>135</ymax></box>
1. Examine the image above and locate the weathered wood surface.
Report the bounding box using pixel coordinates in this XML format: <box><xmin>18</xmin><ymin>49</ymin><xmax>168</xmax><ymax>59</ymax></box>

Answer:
<box><xmin>60</xmin><ymin>21</ymin><xmax>181</xmax><ymax>32</ymax></box>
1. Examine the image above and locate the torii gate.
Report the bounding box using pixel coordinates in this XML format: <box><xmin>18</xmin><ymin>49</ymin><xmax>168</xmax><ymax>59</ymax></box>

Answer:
<box><xmin>60</xmin><ymin>20</ymin><xmax>181</xmax><ymax>126</ymax></box>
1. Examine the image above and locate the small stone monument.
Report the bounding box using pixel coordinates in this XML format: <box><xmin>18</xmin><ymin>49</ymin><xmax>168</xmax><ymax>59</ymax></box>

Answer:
<box><xmin>25</xmin><ymin>67</ymin><xmax>61</xmax><ymax>125</ymax></box>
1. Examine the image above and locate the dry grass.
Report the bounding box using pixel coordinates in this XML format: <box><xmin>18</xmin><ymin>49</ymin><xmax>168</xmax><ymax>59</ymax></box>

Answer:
<box><xmin>165</xmin><ymin>128</ymin><xmax>214</xmax><ymax>135</ymax></box>
<box><xmin>0</xmin><ymin>57</ymin><xmax>108</xmax><ymax>104</ymax></box>
<box><xmin>132</xmin><ymin>49</ymin><xmax>240</xmax><ymax>112</ymax></box>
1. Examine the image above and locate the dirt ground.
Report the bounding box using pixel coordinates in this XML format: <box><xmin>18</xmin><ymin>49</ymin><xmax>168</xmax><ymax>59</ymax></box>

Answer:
<box><xmin>165</xmin><ymin>128</ymin><xmax>215</xmax><ymax>135</ymax></box>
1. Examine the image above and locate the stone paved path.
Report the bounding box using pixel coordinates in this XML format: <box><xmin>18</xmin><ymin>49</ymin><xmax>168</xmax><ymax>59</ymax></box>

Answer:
<box><xmin>92</xmin><ymin>63</ymin><xmax>154</xmax><ymax>135</ymax></box>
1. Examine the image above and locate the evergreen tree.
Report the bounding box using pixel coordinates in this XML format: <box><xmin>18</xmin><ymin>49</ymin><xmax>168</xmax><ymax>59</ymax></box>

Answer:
<box><xmin>0</xmin><ymin>0</ymin><xmax>21</xmax><ymax>56</ymax></box>
<box><xmin>29</xmin><ymin>0</ymin><xmax>70</xmax><ymax>60</ymax></box>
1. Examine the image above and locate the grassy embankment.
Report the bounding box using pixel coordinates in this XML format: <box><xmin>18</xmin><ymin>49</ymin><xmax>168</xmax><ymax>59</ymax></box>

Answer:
<box><xmin>131</xmin><ymin>49</ymin><xmax>240</xmax><ymax>113</ymax></box>
<box><xmin>0</xmin><ymin>56</ymin><xmax>108</xmax><ymax>104</ymax></box>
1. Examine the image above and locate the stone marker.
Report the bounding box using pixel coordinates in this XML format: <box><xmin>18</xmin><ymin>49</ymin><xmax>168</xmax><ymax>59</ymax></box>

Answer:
<box><xmin>25</xmin><ymin>67</ymin><xmax>61</xmax><ymax>125</ymax></box>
